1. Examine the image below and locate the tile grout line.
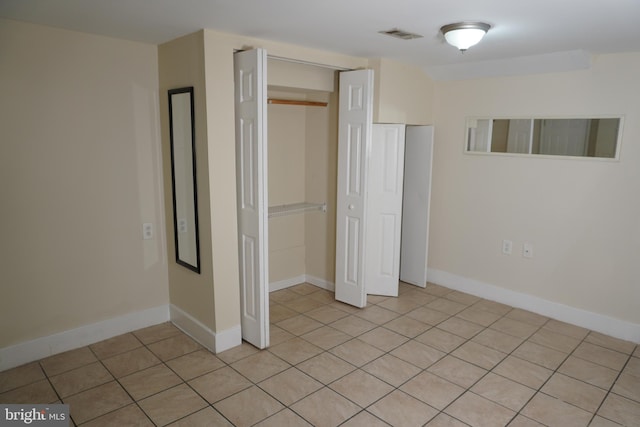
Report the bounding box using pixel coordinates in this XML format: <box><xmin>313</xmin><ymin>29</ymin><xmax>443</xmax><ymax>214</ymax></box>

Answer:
<box><xmin>285</xmin><ymin>287</ymin><xmax>508</xmax><ymax>425</ymax></box>
<box><xmin>82</xmin><ymin>333</ymin><xmax>166</xmax><ymax>426</ymax></box>
<box><xmin>509</xmin><ymin>324</ymin><xmax>635</xmax><ymax>426</ymax></box>
<box><xmin>221</xmin><ymin>298</ymin><xmax>624</xmax><ymax>427</ymax></box>
<box><xmin>586</xmin><ymin>351</ymin><xmax>635</xmax><ymax>426</ymax></box>
<box><xmin>66</xmin><ymin>328</ymin><xmax>206</xmax><ymax>425</ymax></box>
<box><xmin>505</xmin><ymin>324</ymin><xmax>584</xmax><ymax>426</ymax></box>
<box><xmin>4</xmin><ymin>286</ymin><xmax>637</xmax><ymax>427</ymax></box>
<box><xmin>267</xmin><ymin>286</ymin><xmax>448</xmax><ymax>425</ymax></box>
<box><xmin>425</xmin><ymin>302</ymin><xmax>547</xmax><ymax>425</ymax></box>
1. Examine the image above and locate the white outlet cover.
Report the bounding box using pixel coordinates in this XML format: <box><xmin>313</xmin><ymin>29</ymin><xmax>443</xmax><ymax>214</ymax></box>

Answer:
<box><xmin>143</xmin><ymin>223</ymin><xmax>153</xmax><ymax>240</ymax></box>
<box><xmin>502</xmin><ymin>240</ymin><xmax>512</xmax><ymax>255</ymax></box>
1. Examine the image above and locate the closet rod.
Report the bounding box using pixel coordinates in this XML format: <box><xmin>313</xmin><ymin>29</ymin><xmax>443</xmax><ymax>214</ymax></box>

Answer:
<box><xmin>268</xmin><ymin>99</ymin><xmax>328</xmax><ymax>107</ymax></box>
<box><xmin>267</xmin><ymin>54</ymin><xmax>351</xmax><ymax>71</ymax></box>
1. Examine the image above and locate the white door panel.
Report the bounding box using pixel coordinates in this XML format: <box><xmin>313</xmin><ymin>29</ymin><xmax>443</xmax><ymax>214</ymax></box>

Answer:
<box><xmin>400</xmin><ymin>126</ymin><xmax>434</xmax><ymax>287</ymax></box>
<box><xmin>234</xmin><ymin>49</ymin><xmax>269</xmax><ymax>348</ymax></box>
<box><xmin>365</xmin><ymin>124</ymin><xmax>405</xmax><ymax>296</ymax></box>
<box><xmin>335</xmin><ymin>70</ymin><xmax>374</xmax><ymax>308</ymax></box>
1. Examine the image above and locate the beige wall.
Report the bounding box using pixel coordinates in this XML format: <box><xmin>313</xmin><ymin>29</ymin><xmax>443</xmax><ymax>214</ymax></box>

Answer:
<box><xmin>201</xmin><ymin>33</ymin><xmax>241</xmax><ymax>332</ymax></box>
<box><xmin>305</xmin><ymin>91</ymin><xmax>339</xmax><ymax>282</ymax></box>
<box><xmin>267</xmin><ymin>91</ymin><xmax>308</xmax><ymax>282</ymax></box>
<box><xmin>430</xmin><ymin>53</ymin><xmax>640</xmax><ymax>325</ymax></box>
<box><xmin>370</xmin><ymin>58</ymin><xmax>434</xmax><ymax>125</ymax></box>
<box><xmin>0</xmin><ymin>20</ymin><xmax>169</xmax><ymax>348</ymax></box>
<box><xmin>159</xmin><ymin>32</ymin><xmax>220</xmax><ymax>331</ymax></box>
<box><xmin>267</xmin><ymin>88</ymin><xmax>336</xmax><ymax>284</ymax></box>
<box><xmin>268</xmin><ymin>59</ymin><xmax>335</xmax><ymax>92</ymax></box>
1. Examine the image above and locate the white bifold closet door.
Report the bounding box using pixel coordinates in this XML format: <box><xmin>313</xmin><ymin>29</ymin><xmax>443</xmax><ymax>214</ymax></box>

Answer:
<box><xmin>400</xmin><ymin>125</ymin><xmax>434</xmax><ymax>287</ymax></box>
<box><xmin>234</xmin><ymin>48</ymin><xmax>269</xmax><ymax>349</ymax></box>
<box><xmin>335</xmin><ymin>69</ymin><xmax>408</xmax><ymax>304</ymax></box>
<box><xmin>335</xmin><ymin>121</ymin><xmax>434</xmax><ymax>304</ymax></box>
<box><xmin>365</xmin><ymin>124</ymin><xmax>406</xmax><ymax>297</ymax></box>
<box><xmin>335</xmin><ymin>69</ymin><xmax>374</xmax><ymax>308</ymax></box>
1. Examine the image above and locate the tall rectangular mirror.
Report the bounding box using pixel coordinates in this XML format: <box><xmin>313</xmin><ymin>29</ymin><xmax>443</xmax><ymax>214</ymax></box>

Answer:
<box><xmin>168</xmin><ymin>87</ymin><xmax>200</xmax><ymax>273</ymax></box>
<box><xmin>466</xmin><ymin>117</ymin><xmax>622</xmax><ymax>159</ymax></box>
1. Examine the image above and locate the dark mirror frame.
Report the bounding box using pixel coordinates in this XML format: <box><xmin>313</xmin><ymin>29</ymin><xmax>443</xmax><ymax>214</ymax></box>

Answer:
<box><xmin>168</xmin><ymin>87</ymin><xmax>201</xmax><ymax>273</ymax></box>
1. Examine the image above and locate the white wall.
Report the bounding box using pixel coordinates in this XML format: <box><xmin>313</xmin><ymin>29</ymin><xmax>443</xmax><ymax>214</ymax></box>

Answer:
<box><xmin>430</xmin><ymin>53</ymin><xmax>640</xmax><ymax>339</ymax></box>
<box><xmin>0</xmin><ymin>20</ymin><xmax>169</xmax><ymax>359</ymax></box>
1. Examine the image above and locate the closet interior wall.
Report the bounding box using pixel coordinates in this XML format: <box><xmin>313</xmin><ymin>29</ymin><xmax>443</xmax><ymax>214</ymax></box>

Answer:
<box><xmin>267</xmin><ymin>85</ymin><xmax>338</xmax><ymax>289</ymax></box>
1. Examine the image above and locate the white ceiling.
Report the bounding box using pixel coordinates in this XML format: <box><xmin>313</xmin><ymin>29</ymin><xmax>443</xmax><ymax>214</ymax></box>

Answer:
<box><xmin>2</xmin><ymin>0</ymin><xmax>639</xmax><ymax>79</ymax></box>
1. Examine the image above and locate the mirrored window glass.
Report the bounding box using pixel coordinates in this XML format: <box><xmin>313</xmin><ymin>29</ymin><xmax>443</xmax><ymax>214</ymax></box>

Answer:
<box><xmin>466</xmin><ymin>117</ymin><xmax>621</xmax><ymax>159</ymax></box>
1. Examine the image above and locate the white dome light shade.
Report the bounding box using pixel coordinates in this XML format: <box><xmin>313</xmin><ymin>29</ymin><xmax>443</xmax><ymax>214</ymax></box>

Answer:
<box><xmin>441</xmin><ymin>22</ymin><xmax>491</xmax><ymax>51</ymax></box>
<box><xmin>444</xmin><ymin>28</ymin><xmax>486</xmax><ymax>50</ymax></box>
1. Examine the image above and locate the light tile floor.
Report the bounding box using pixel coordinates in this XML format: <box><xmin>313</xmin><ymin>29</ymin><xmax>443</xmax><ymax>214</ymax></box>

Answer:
<box><xmin>1</xmin><ymin>282</ymin><xmax>639</xmax><ymax>426</ymax></box>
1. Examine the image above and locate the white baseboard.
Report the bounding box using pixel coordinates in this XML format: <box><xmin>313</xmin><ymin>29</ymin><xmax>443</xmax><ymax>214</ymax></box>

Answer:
<box><xmin>0</xmin><ymin>305</ymin><xmax>170</xmax><ymax>372</ymax></box>
<box><xmin>269</xmin><ymin>274</ymin><xmax>335</xmax><ymax>292</ymax></box>
<box><xmin>169</xmin><ymin>304</ymin><xmax>241</xmax><ymax>353</ymax></box>
<box><xmin>214</xmin><ymin>325</ymin><xmax>243</xmax><ymax>353</ymax></box>
<box><xmin>14</xmin><ymin>268</ymin><xmax>628</xmax><ymax>373</ymax></box>
<box><xmin>306</xmin><ymin>275</ymin><xmax>335</xmax><ymax>291</ymax></box>
<box><xmin>269</xmin><ymin>275</ymin><xmax>307</xmax><ymax>292</ymax></box>
<box><xmin>428</xmin><ymin>269</ymin><xmax>640</xmax><ymax>344</ymax></box>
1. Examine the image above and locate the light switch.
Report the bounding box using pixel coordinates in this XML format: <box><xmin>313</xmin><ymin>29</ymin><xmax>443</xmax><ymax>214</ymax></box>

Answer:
<box><xmin>502</xmin><ymin>239</ymin><xmax>512</xmax><ymax>255</ymax></box>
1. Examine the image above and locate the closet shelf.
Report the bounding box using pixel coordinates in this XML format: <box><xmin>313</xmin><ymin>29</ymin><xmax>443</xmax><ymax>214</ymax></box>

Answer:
<box><xmin>268</xmin><ymin>202</ymin><xmax>327</xmax><ymax>218</ymax></box>
<box><xmin>268</xmin><ymin>98</ymin><xmax>328</xmax><ymax>107</ymax></box>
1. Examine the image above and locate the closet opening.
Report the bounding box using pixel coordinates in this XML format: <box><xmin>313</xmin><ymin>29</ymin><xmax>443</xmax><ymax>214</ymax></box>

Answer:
<box><xmin>234</xmin><ymin>50</ymin><xmax>433</xmax><ymax>349</ymax></box>
<box><xmin>266</xmin><ymin>60</ymin><xmax>339</xmax><ymax>295</ymax></box>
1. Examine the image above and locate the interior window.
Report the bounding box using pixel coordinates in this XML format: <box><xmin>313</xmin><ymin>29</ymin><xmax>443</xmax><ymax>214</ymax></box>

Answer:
<box><xmin>466</xmin><ymin>117</ymin><xmax>622</xmax><ymax>159</ymax></box>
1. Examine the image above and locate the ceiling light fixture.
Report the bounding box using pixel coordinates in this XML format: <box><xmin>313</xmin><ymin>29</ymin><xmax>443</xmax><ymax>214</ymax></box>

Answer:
<box><xmin>440</xmin><ymin>22</ymin><xmax>491</xmax><ymax>52</ymax></box>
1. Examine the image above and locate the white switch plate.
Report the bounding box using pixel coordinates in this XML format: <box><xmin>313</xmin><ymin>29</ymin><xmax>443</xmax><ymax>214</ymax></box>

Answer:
<box><xmin>142</xmin><ymin>223</ymin><xmax>153</xmax><ymax>240</ymax></box>
<box><xmin>523</xmin><ymin>242</ymin><xmax>533</xmax><ymax>258</ymax></box>
<box><xmin>502</xmin><ymin>239</ymin><xmax>513</xmax><ymax>255</ymax></box>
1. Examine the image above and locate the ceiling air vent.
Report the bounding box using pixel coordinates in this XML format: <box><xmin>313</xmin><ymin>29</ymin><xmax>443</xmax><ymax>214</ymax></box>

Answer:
<box><xmin>379</xmin><ymin>28</ymin><xmax>423</xmax><ymax>40</ymax></box>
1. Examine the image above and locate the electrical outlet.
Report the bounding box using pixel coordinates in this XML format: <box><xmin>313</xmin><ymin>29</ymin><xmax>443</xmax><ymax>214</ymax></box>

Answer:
<box><xmin>178</xmin><ymin>218</ymin><xmax>188</xmax><ymax>233</ymax></box>
<box><xmin>502</xmin><ymin>239</ymin><xmax>512</xmax><ymax>255</ymax></box>
<box><xmin>142</xmin><ymin>223</ymin><xmax>153</xmax><ymax>240</ymax></box>
<box><xmin>523</xmin><ymin>242</ymin><xmax>533</xmax><ymax>258</ymax></box>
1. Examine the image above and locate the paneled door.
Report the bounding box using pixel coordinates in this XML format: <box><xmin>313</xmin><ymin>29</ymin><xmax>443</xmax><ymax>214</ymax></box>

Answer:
<box><xmin>365</xmin><ymin>124</ymin><xmax>406</xmax><ymax>296</ymax></box>
<box><xmin>400</xmin><ymin>125</ymin><xmax>434</xmax><ymax>287</ymax></box>
<box><xmin>234</xmin><ymin>48</ymin><xmax>269</xmax><ymax>348</ymax></box>
<box><xmin>334</xmin><ymin>69</ymin><xmax>374</xmax><ymax>308</ymax></box>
